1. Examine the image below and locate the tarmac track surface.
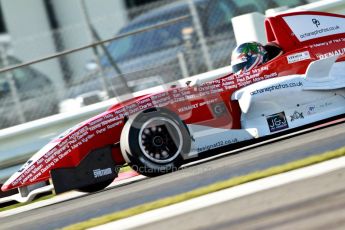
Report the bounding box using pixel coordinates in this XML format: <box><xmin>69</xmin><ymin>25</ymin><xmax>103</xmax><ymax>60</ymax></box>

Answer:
<box><xmin>140</xmin><ymin>167</ymin><xmax>345</xmax><ymax>230</ymax></box>
<box><xmin>1</xmin><ymin>121</ymin><xmax>345</xmax><ymax>230</ymax></box>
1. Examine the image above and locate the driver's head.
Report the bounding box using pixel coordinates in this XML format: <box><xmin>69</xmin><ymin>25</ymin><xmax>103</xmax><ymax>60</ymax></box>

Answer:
<box><xmin>231</xmin><ymin>42</ymin><xmax>268</xmax><ymax>74</ymax></box>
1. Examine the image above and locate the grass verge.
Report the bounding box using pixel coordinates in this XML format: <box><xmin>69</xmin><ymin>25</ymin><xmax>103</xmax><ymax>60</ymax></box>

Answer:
<box><xmin>63</xmin><ymin>146</ymin><xmax>345</xmax><ymax>230</ymax></box>
<box><xmin>118</xmin><ymin>165</ymin><xmax>131</xmax><ymax>173</ymax></box>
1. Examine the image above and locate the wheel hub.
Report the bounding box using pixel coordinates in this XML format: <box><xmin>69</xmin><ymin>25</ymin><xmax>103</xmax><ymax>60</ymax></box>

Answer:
<box><xmin>138</xmin><ymin>117</ymin><xmax>183</xmax><ymax>164</ymax></box>
<box><xmin>153</xmin><ymin>136</ymin><xmax>164</xmax><ymax>147</ymax></box>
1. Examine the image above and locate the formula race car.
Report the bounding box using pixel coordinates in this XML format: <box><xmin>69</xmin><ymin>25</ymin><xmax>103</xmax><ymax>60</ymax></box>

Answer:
<box><xmin>2</xmin><ymin>11</ymin><xmax>345</xmax><ymax>194</ymax></box>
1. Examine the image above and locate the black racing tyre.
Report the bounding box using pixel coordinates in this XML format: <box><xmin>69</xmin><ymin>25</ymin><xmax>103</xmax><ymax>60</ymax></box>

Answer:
<box><xmin>120</xmin><ymin>108</ymin><xmax>191</xmax><ymax>177</ymax></box>
<box><xmin>76</xmin><ymin>178</ymin><xmax>114</xmax><ymax>193</ymax></box>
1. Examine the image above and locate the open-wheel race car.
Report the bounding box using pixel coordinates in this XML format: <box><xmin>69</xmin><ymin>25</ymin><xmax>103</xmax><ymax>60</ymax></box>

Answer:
<box><xmin>2</xmin><ymin>11</ymin><xmax>345</xmax><ymax>194</ymax></box>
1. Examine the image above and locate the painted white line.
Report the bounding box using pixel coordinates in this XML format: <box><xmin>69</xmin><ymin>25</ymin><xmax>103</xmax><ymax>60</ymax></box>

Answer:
<box><xmin>0</xmin><ymin>175</ymin><xmax>146</xmax><ymax>218</ymax></box>
<box><xmin>90</xmin><ymin>156</ymin><xmax>345</xmax><ymax>230</ymax></box>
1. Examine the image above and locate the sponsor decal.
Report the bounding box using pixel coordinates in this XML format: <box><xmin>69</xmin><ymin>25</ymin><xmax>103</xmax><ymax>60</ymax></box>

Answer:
<box><xmin>250</xmin><ymin>81</ymin><xmax>303</xmax><ymax>95</ymax></box>
<box><xmin>93</xmin><ymin>168</ymin><xmax>113</xmax><ymax>178</ymax></box>
<box><xmin>197</xmin><ymin>138</ymin><xmax>238</xmax><ymax>153</ymax></box>
<box><xmin>312</xmin><ymin>18</ymin><xmax>320</xmax><ymax>28</ymax></box>
<box><xmin>283</xmin><ymin>15</ymin><xmax>345</xmax><ymax>42</ymax></box>
<box><xmin>212</xmin><ymin>103</ymin><xmax>226</xmax><ymax>117</ymax></box>
<box><xmin>318</xmin><ymin>47</ymin><xmax>345</xmax><ymax>59</ymax></box>
<box><xmin>307</xmin><ymin>102</ymin><xmax>333</xmax><ymax>115</ymax></box>
<box><xmin>178</xmin><ymin>104</ymin><xmax>199</xmax><ymax>113</ymax></box>
<box><xmin>266</xmin><ymin>112</ymin><xmax>289</xmax><ymax>133</ymax></box>
<box><xmin>290</xmin><ymin>111</ymin><xmax>304</xmax><ymax>122</ymax></box>
<box><xmin>177</xmin><ymin>98</ymin><xmax>219</xmax><ymax>113</ymax></box>
<box><xmin>307</xmin><ymin>105</ymin><xmax>316</xmax><ymax>115</ymax></box>
<box><xmin>300</xmin><ymin>25</ymin><xmax>340</xmax><ymax>40</ymax></box>
<box><xmin>320</xmin><ymin>102</ymin><xmax>332</xmax><ymax>108</ymax></box>
<box><xmin>287</xmin><ymin>51</ymin><xmax>311</xmax><ymax>64</ymax></box>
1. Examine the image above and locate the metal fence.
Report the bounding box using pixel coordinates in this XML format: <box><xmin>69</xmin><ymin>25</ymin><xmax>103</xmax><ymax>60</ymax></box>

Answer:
<box><xmin>0</xmin><ymin>0</ymin><xmax>308</xmax><ymax>129</ymax></box>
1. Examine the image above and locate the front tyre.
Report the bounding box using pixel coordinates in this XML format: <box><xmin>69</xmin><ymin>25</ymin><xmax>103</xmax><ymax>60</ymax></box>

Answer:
<box><xmin>120</xmin><ymin>108</ymin><xmax>190</xmax><ymax>177</ymax></box>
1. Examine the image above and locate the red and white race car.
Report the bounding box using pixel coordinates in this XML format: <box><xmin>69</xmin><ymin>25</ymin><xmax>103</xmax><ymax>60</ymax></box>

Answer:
<box><xmin>2</xmin><ymin>11</ymin><xmax>345</xmax><ymax>194</ymax></box>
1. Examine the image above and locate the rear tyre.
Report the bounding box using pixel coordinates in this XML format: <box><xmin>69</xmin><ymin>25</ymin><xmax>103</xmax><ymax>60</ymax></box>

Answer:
<box><xmin>120</xmin><ymin>108</ymin><xmax>190</xmax><ymax>177</ymax></box>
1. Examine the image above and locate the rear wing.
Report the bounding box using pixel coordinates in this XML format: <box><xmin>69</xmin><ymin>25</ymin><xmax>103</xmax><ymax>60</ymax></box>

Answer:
<box><xmin>265</xmin><ymin>11</ymin><xmax>345</xmax><ymax>52</ymax></box>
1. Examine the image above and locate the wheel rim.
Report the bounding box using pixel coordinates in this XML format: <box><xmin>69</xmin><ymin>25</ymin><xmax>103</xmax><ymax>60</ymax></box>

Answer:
<box><xmin>138</xmin><ymin>117</ymin><xmax>183</xmax><ymax>164</ymax></box>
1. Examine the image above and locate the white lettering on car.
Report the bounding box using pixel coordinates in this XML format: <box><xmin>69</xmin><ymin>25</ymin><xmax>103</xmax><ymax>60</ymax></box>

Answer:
<box><xmin>93</xmin><ymin>168</ymin><xmax>113</xmax><ymax>178</ymax></box>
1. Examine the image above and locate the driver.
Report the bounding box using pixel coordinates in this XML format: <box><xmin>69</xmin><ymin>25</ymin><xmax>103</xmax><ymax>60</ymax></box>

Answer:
<box><xmin>231</xmin><ymin>41</ymin><xmax>283</xmax><ymax>74</ymax></box>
